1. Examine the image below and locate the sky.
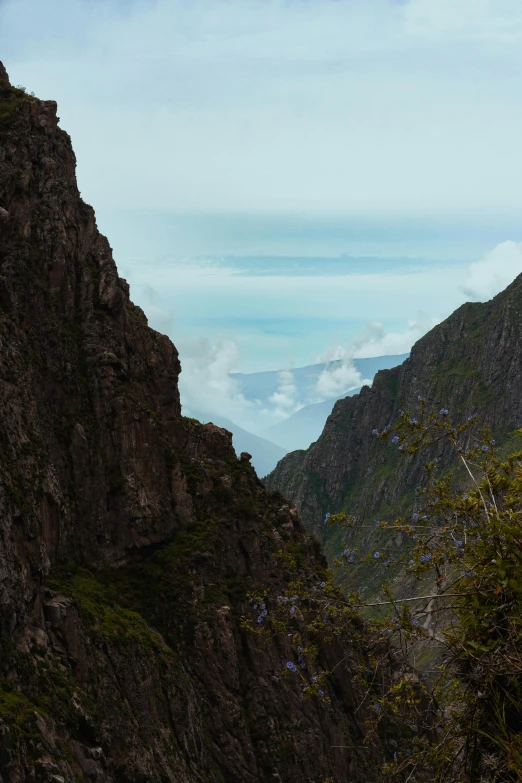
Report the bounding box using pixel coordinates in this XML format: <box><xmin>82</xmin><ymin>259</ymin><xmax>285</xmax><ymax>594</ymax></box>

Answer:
<box><xmin>1</xmin><ymin>0</ymin><xmax>522</xmax><ymax>429</ymax></box>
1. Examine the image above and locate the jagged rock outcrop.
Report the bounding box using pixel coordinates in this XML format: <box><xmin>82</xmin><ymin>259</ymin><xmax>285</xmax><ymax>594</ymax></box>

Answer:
<box><xmin>265</xmin><ymin>274</ymin><xmax>522</xmax><ymax>549</ymax></box>
<box><xmin>0</xmin><ymin>64</ymin><xmax>389</xmax><ymax>782</ymax></box>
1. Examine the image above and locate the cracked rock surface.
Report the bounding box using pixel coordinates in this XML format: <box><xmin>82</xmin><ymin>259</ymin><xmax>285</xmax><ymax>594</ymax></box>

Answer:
<box><xmin>0</xmin><ymin>63</ymin><xmax>385</xmax><ymax>782</ymax></box>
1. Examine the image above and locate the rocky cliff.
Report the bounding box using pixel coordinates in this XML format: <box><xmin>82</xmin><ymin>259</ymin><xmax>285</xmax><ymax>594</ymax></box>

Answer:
<box><xmin>0</xmin><ymin>63</ymin><xmax>386</xmax><ymax>782</ymax></box>
<box><xmin>265</xmin><ymin>269</ymin><xmax>522</xmax><ymax>572</ymax></box>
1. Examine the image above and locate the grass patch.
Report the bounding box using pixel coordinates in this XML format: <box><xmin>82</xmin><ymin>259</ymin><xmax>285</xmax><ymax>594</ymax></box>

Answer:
<box><xmin>0</xmin><ymin>86</ymin><xmax>36</xmax><ymax>128</ymax></box>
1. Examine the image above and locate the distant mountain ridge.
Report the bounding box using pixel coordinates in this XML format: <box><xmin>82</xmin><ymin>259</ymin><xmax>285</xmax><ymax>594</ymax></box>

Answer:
<box><xmin>265</xmin><ymin>276</ymin><xmax>522</xmax><ymax>574</ymax></box>
<box><xmin>0</xmin><ymin>61</ymin><xmax>388</xmax><ymax>781</ymax></box>
<box><xmin>232</xmin><ymin>354</ymin><xmax>409</xmax><ymax>404</ymax></box>
<box><xmin>190</xmin><ymin>355</ymin><xmax>409</xmax><ymax>467</ymax></box>
<box><xmin>262</xmin><ymin>387</ymin><xmax>362</xmax><ymax>451</ymax></box>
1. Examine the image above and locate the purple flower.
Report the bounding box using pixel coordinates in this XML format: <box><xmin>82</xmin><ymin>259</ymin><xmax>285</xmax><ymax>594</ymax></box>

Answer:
<box><xmin>319</xmin><ymin>689</ymin><xmax>325</xmax><ymax>696</ymax></box>
<box><xmin>320</xmin><ymin>582</ymin><xmax>326</xmax><ymax>588</ymax></box>
<box><xmin>286</xmin><ymin>661</ymin><xmax>297</xmax><ymax>673</ymax></box>
<box><xmin>289</xmin><ymin>607</ymin><xmax>296</xmax><ymax>615</ymax></box>
<box><xmin>481</xmin><ymin>445</ymin><xmax>489</xmax><ymax>452</ymax></box>
<box><xmin>372</xmin><ymin>428</ymin><xmax>378</xmax><ymax>435</ymax></box>
<box><xmin>311</xmin><ymin>676</ymin><xmax>317</xmax><ymax>683</ymax></box>
<box><xmin>413</xmin><ymin>619</ymin><xmax>420</xmax><ymax>627</ymax></box>
<box><xmin>277</xmin><ymin>596</ymin><xmax>283</xmax><ymax>603</ymax></box>
<box><xmin>257</xmin><ymin>616</ymin><xmax>263</xmax><ymax>623</ymax></box>
<box><xmin>392</xmin><ymin>435</ymin><xmax>399</xmax><ymax>444</ymax></box>
<box><xmin>373</xmin><ymin>704</ymin><xmax>380</xmax><ymax>712</ymax></box>
<box><xmin>373</xmin><ymin>551</ymin><xmax>380</xmax><ymax>559</ymax></box>
<box><xmin>412</xmin><ymin>512</ymin><xmax>419</xmax><ymax>522</ymax></box>
<box><xmin>455</xmin><ymin>540</ymin><xmax>463</xmax><ymax>548</ymax></box>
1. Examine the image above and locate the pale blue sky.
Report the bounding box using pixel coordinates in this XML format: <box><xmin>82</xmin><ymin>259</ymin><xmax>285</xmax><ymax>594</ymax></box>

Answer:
<box><xmin>2</xmin><ymin>0</ymin><xmax>522</xmax><ymax>423</ymax></box>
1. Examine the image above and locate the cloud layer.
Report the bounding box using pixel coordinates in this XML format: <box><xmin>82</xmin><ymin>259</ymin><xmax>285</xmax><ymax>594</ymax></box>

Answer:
<box><xmin>173</xmin><ymin>238</ymin><xmax>521</xmax><ymax>432</ymax></box>
<box><xmin>463</xmin><ymin>240</ymin><xmax>522</xmax><ymax>301</ymax></box>
<box><xmin>3</xmin><ymin>0</ymin><xmax>522</xmax><ymax>214</ymax></box>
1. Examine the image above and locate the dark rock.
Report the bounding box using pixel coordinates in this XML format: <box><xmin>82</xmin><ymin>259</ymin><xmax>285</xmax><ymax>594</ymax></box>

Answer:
<box><xmin>266</xmin><ymin>274</ymin><xmax>522</xmax><ymax>572</ymax></box>
<box><xmin>0</xmin><ymin>65</ymin><xmax>386</xmax><ymax>781</ymax></box>
<box><xmin>0</xmin><ymin>62</ymin><xmax>10</xmax><ymax>89</ymax></box>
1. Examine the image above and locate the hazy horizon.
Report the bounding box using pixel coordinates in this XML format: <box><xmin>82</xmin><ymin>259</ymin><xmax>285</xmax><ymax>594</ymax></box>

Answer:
<box><xmin>2</xmin><ymin>0</ymin><xmax>522</xmax><ymax>426</ymax></box>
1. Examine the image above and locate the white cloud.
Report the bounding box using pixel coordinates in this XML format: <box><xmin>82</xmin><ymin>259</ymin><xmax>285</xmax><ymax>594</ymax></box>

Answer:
<box><xmin>179</xmin><ymin>337</ymin><xmax>252</xmax><ymax>419</ymax></box>
<box><xmin>352</xmin><ymin>318</ymin><xmax>440</xmax><ymax>358</ymax></box>
<box><xmin>178</xmin><ymin>338</ymin><xmax>302</xmax><ymax>432</ymax></box>
<box><xmin>314</xmin><ymin>346</ymin><xmax>368</xmax><ymax>398</ymax></box>
<box><xmin>462</xmin><ymin>240</ymin><xmax>522</xmax><ymax>301</ymax></box>
<box><xmin>269</xmin><ymin>369</ymin><xmax>298</xmax><ymax>410</ymax></box>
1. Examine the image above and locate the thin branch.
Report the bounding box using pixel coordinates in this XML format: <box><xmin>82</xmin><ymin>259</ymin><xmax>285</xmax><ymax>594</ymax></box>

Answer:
<box><xmin>459</xmin><ymin>452</ymin><xmax>490</xmax><ymax>523</ymax></box>
<box><xmin>361</xmin><ymin>592</ymin><xmax>468</xmax><ymax>607</ymax></box>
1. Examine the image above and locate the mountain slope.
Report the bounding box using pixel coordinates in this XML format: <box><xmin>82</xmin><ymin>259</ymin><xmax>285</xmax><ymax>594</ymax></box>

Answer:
<box><xmin>0</xmin><ymin>63</ymin><xmax>388</xmax><ymax>782</ymax></box>
<box><xmin>262</xmin><ymin>387</ymin><xmax>362</xmax><ymax>451</ymax></box>
<box><xmin>232</xmin><ymin>354</ymin><xmax>409</xmax><ymax>403</ymax></box>
<box><xmin>190</xmin><ymin>409</ymin><xmax>287</xmax><ymax>476</ymax></box>
<box><xmin>265</xmin><ymin>277</ymin><xmax>522</xmax><ymax>556</ymax></box>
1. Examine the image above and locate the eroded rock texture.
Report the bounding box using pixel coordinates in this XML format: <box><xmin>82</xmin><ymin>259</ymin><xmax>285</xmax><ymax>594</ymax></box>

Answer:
<box><xmin>0</xmin><ymin>64</ymin><xmax>384</xmax><ymax>781</ymax></box>
<box><xmin>265</xmin><ymin>266</ymin><xmax>522</xmax><ymax>549</ymax></box>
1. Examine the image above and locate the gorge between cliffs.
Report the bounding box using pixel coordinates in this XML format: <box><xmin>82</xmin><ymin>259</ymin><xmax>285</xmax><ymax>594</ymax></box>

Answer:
<box><xmin>0</xmin><ymin>61</ymin><xmax>393</xmax><ymax>783</ymax></box>
<box><xmin>1</xmin><ymin>58</ymin><xmax>522</xmax><ymax>783</ymax></box>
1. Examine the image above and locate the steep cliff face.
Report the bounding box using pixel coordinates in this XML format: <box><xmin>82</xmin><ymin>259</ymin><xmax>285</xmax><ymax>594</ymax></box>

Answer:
<box><xmin>265</xmin><ymin>272</ymin><xmax>522</xmax><ymax>551</ymax></box>
<box><xmin>0</xmin><ymin>65</ymin><xmax>385</xmax><ymax>782</ymax></box>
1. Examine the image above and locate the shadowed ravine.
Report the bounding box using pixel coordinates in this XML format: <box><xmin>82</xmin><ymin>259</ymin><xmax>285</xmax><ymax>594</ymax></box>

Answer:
<box><xmin>0</xmin><ymin>61</ymin><xmax>397</xmax><ymax>782</ymax></box>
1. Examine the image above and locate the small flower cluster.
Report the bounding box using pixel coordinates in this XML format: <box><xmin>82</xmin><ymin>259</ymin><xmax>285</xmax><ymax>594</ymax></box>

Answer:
<box><xmin>372</xmin><ymin>424</ymin><xmax>391</xmax><ymax>436</ymax></box>
<box><xmin>250</xmin><ymin>599</ymin><xmax>269</xmax><ymax>624</ymax></box>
